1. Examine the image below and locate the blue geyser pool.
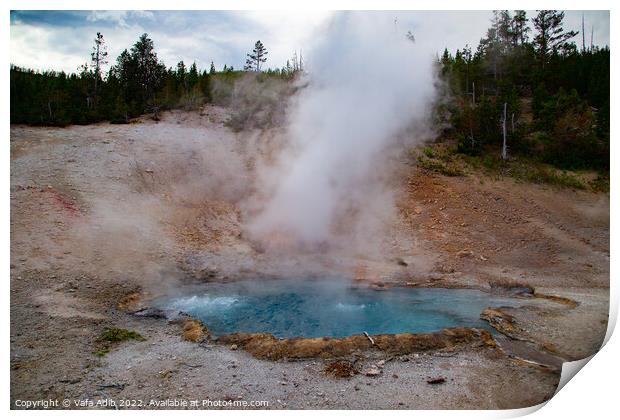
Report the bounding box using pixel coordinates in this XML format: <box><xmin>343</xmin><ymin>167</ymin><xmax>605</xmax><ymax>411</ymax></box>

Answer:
<box><xmin>161</xmin><ymin>278</ymin><xmax>522</xmax><ymax>338</ymax></box>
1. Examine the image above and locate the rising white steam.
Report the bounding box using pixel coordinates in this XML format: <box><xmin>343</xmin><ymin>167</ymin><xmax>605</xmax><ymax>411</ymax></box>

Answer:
<box><xmin>245</xmin><ymin>12</ymin><xmax>438</xmax><ymax>251</ymax></box>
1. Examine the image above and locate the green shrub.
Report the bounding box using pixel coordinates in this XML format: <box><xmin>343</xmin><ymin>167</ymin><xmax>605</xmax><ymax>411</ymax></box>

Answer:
<box><xmin>93</xmin><ymin>349</ymin><xmax>109</xmax><ymax>357</ymax></box>
<box><xmin>589</xmin><ymin>174</ymin><xmax>610</xmax><ymax>192</ymax></box>
<box><xmin>423</xmin><ymin>146</ymin><xmax>435</xmax><ymax>158</ymax></box>
<box><xmin>482</xmin><ymin>155</ymin><xmax>499</xmax><ymax>171</ymax></box>
<box><xmin>93</xmin><ymin>327</ymin><xmax>145</xmax><ymax>357</ymax></box>
<box><xmin>417</xmin><ymin>156</ymin><xmax>464</xmax><ymax>177</ymax></box>
<box><xmin>99</xmin><ymin>327</ymin><xmax>145</xmax><ymax>343</ymax></box>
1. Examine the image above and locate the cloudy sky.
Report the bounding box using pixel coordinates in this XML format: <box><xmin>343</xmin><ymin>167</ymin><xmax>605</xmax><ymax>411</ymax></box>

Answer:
<box><xmin>10</xmin><ymin>10</ymin><xmax>610</xmax><ymax>74</ymax></box>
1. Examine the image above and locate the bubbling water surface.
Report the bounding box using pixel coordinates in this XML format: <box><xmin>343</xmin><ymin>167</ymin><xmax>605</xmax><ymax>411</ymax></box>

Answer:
<box><xmin>162</xmin><ymin>278</ymin><xmax>522</xmax><ymax>338</ymax></box>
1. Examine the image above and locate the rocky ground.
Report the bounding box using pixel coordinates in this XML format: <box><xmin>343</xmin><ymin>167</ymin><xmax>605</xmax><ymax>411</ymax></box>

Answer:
<box><xmin>10</xmin><ymin>106</ymin><xmax>609</xmax><ymax>409</ymax></box>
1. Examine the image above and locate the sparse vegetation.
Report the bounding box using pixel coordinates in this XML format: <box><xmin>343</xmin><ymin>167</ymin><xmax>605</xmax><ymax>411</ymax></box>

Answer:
<box><xmin>417</xmin><ymin>156</ymin><xmax>465</xmax><ymax>177</ymax></box>
<box><xmin>589</xmin><ymin>174</ymin><xmax>610</xmax><ymax>192</ymax></box>
<box><xmin>219</xmin><ymin>72</ymin><xmax>297</xmax><ymax>131</ymax></box>
<box><xmin>422</xmin><ymin>146</ymin><xmax>436</xmax><ymax>158</ymax></box>
<box><xmin>99</xmin><ymin>327</ymin><xmax>145</xmax><ymax>343</ymax></box>
<box><xmin>93</xmin><ymin>349</ymin><xmax>109</xmax><ymax>357</ymax></box>
<box><xmin>469</xmin><ymin>153</ymin><xmax>587</xmax><ymax>189</ymax></box>
<box><xmin>415</xmin><ymin>144</ymin><xmax>465</xmax><ymax>177</ymax></box>
<box><xmin>93</xmin><ymin>327</ymin><xmax>145</xmax><ymax>357</ymax></box>
<box><xmin>417</xmin><ymin>142</ymin><xmax>600</xmax><ymax>191</ymax></box>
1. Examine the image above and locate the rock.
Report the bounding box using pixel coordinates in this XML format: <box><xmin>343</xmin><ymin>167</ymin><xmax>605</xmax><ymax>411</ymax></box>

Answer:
<box><xmin>216</xmin><ymin>327</ymin><xmax>493</xmax><ymax>361</ymax></box>
<box><xmin>364</xmin><ymin>366</ymin><xmax>381</xmax><ymax>377</ymax></box>
<box><xmin>480</xmin><ymin>307</ymin><xmax>525</xmax><ymax>340</ymax></box>
<box><xmin>117</xmin><ymin>292</ymin><xmax>142</xmax><ymax>312</ymax></box>
<box><xmin>59</xmin><ymin>377</ymin><xmax>81</xmax><ymax>384</ymax></box>
<box><xmin>98</xmin><ymin>383</ymin><xmax>126</xmax><ymax>390</ymax></box>
<box><xmin>230</xmin><ymin>344</ymin><xmax>238</xmax><ymax>350</ymax></box>
<box><xmin>166</xmin><ymin>310</ymin><xmax>194</xmax><ymax>324</ymax></box>
<box><xmin>132</xmin><ymin>308</ymin><xmax>167</xmax><ymax>319</ymax></box>
<box><xmin>542</xmin><ymin>342</ymin><xmax>559</xmax><ymax>353</ymax></box>
<box><xmin>457</xmin><ymin>250</ymin><xmax>475</xmax><ymax>258</ymax></box>
<box><xmin>396</xmin><ymin>258</ymin><xmax>408</xmax><ymax>267</ymax></box>
<box><xmin>376</xmin><ymin>359</ymin><xmax>385</xmax><ymax>368</ymax></box>
<box><xmin>324</xmin><ymin>360</ymin><xmax>358</xmax><ymax>378</ymax></box>
<box><xmin>182</xmin><ymin>320</ymin><xmax>207</xmax><ymax>342</ymax></box>
<box><xmin>427</xmin><ymin>376</ymin><xmax>446</xmax><ymax>385</ymax></box>
<box><xmin>438</xmin><ymin>265</ymin><xmax>455</xmax><ymax>273</ymax></box>
<box><xmin>370</xmin><ymin>281</ymin><xmax>387</xmax><ymax>291</ymax></box>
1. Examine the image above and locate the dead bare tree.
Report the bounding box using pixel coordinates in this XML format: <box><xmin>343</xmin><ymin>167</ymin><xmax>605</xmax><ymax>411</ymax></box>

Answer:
<box><xmin>472</xmin><ymin>82</ymin><xmax>476</xmax><ymax>106</ymax></box>
<box><xmin>582</xmin><ymin>13</ymin><xmax>586</xmax><ymax>52</ymax></box>
<box><xmin>501</xmin><ymin>102</ymin><xmax>508</xmax><ymax>160</ymax></box>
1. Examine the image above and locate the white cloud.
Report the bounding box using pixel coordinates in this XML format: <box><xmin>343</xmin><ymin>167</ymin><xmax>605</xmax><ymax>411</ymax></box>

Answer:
<box><xmin>9</xmin><ymin>11</ymin><xmax>610</xmax><ymax>74</ymax></box>
<box><xmin>86</xmin><ymin>11</ymin><xmax>131</xmax><ymax>27</ymax></box>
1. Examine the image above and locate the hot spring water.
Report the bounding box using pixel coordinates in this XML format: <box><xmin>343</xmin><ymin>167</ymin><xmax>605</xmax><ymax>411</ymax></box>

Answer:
<box><xmin>161</xmin><ymin>279</ymin><xmax>523</xmax><ymax>338</ymax></box>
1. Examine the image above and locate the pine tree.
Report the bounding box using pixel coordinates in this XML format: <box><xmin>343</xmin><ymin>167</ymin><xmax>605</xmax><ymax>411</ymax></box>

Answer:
<box><xmin>480</xmin><ymin>12</ymin><xmax>502</xmax><ymax>80</ymax></box>
<box><xmin>511</xmin><ymin>10</ymin><xmax>530</xmax><ymax>46</ymax></box>
<box><xmin>90</xmin><ymin>32</ymin><xmax>108</xmax><ymax>109</ymax></box>
<box><xmin>188</xmin><ymin>62</ymin><xmax>198</xmax><ymax>90</ymax></box>
<box><xmin>291</xmin><ymin>51</ymin><xmax>299</xmax><ymax>72</ymax></box>
<box><xmin>246</xmin><ymin>40</ymin><xmax>268</xmax><ymax>72</ymax></box>
<box><xmin>130</xmin><ymin>33</ymin><xmax>165</xmax><ymax>104</ymax></box>
<box><xmin>177</xmin><ymin>60</ymin><xmax>187</xmax><ymax>93</ymax></box>
<box><xmin>244</xmin><ymin>57</ymin><xmax>254</xmax><ymax>71</ymax></box>
<box><xmin>497</xmin><ymin>10</ymin><xmax>513</xmax><ymax>50</ymax></box>
<box><xmin>109</xmin><ymin>48</ymin><xmax>138</xmax><ymax>114</ymax></box>
<box><xmin>533</xmin><ymin>10</ymin><xmax>578</xmax><ymax>67</ymax></box>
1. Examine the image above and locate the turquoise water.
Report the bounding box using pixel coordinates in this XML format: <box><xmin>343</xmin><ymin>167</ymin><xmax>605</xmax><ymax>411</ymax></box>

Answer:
<box><xmin>162</xmin><ymin>278</ymin><xmax>521</xmax><ymax>338</ymax></box>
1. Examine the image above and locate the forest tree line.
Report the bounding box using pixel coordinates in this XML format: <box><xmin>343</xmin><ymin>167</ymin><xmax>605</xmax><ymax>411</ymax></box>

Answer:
<box><xmin>10</xmin><ymin>34</ymin><xmax>297</xmax><ymax>126</ymax></box>
<box><xmin>11</xmin><ymin>10</ymin><xmax>610</xmax><ymax>172</ymax></box>
<box><xmin>439</xmin><ymin>10</ymin><xmax>609</xmax><ymax>170</ymax></box>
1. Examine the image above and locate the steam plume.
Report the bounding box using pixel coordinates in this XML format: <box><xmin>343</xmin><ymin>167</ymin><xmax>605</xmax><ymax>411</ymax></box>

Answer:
<box><xmin>245</xmin><ymin>12</ymin><xmax>438</xmax><ymax>252</ymax></box>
